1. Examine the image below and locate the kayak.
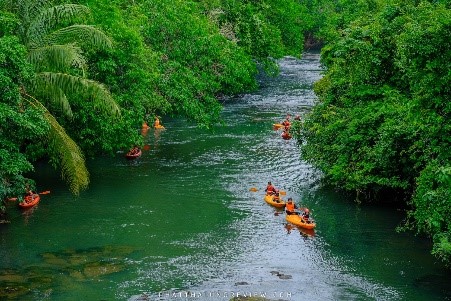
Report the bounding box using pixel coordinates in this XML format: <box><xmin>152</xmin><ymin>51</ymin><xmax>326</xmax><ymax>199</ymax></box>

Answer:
<box><xmin>125</xmin><ymin>149</ymin><xmax>142</xmax><ymax>159</ymax></box>
<box><xmin>264</xmin><ymin>194</ymin><xmax>286</xmax><ymax>208</ymax></box>
<box><xmin>154</xmin><ymin>124</ymin><xmax>165</xmax><ymax>129</ymax></box>
<box><xmin>285</xmin><ymin>213</ymin><xmax>316</xmax><ymax>230</ymax></box>
<box><xmin>282</xmin><ymin>132</ymin><xmax>292</xmax><ymax>140</ymax></box>
<box><xmin>18</xmin><ymin>194</ymin><xmax>40</xmax><ymax>208</ymax></box>
<box><xmin>273</xmin><ymin>123</ymin><xmax>284</xmax><ymax>130</ymax></box>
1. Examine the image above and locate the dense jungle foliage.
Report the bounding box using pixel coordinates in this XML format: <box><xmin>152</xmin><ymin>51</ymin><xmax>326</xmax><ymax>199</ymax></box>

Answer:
<box><xmin>295</xmin><ymin>0</ymin><xmax>451</xmax><ymax>264</ymax></box>
<box><xmin>0</xmin><ymin>0</ymin><xmax>309</xmax><ymax>200</ymax></box>
<box><xmin>0</xmin><ymin>0</ymin><xmax>449</xmax><ymax>264</ymax></box>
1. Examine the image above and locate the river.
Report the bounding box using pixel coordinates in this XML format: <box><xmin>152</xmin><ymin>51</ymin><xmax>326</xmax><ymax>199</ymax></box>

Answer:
<box><xmin>0</xmin><ymin>53</ymin><xmax>449</xmax><ymax>301</ymax></box>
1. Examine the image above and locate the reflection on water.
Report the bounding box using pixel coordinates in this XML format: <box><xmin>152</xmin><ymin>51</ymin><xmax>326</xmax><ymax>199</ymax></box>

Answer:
<box><xmin>1</xmin><ymin>53</ymin><xmax>450</xmax><ymax>301</ymax></box>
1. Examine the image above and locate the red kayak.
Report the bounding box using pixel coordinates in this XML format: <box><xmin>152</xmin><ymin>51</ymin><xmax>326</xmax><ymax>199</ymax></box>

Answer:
<box><xmin>125</xmin><ymin>148</ymin><xmax>142</xmax><ymax>159</ymax></box>
<box><xmin>18</xmin><ymin>194</ymin><xmax>40</xmax><ymax>208</ymax></box>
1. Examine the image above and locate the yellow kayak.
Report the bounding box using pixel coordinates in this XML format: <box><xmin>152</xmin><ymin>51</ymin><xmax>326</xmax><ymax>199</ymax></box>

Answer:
<box><xmin>264</xmin><ymin>194</ymin><xmax>286</xmax><ymax>208</ymax></box>
<box><xmin>286</xmin><ymin>214</ymin><xmax>316</xmax><ymax>230</ymax></box>
<box><xmin>154</xmin><ymin>124</ymin><xmax>165</xmax><ymax>129</ymax></box>
<box><xmin>273</xmin><ymin>123</ymin><xmax>284</xmax><ymax>130</ymax></box>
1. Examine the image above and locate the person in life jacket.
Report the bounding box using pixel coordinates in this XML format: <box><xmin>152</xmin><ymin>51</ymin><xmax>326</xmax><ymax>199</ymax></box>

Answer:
<box><xmin>128</xmin><ymin>146</ymin><xmax>140</xmax><ymax>155</ymax></box>
<box><xmin>282</xmin><ymin>119</ymin><xmax>291</xmax><ymax>130</ymax></box>
<box><xmin>265</xmin><ymin>182</ymin><xmax>276</xmax><ymax>195</ymax></box>
<box><xmin>282</xmin><ymin>129</ymin><xmax>291</xmax><ymax>140</ymax></box>
<box><xmin>24</xmin><ymin>186</ymin><xmax>35</xmax><ymax>204</ymax></box>
<box><xmin>285</xmin><ymin>197</ymin><xmax>298</xmax><ymax>215</ymax></box>
<box><xmin>302</xmin><ymin>208</ymin><xmax>311</xmax><ymax>223</ymax></box>
<box><xmin>273</xmin><ymin>189</ymin><xmax>281</xmax><ymax>203</ymax></box>
<box><xmin>154</xmin><ymin>116</ymin><xmax>162</xmax><ymax>128</ymax></box>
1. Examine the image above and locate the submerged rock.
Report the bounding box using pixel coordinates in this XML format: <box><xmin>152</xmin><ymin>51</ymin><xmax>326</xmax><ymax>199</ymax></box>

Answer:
<box><xmin>0</xmin><ymin>245</ymin><xmax>137</xmax><ymax>299</ymax></box>
<box><xmin>0</xmin><ymin>269</ymin><xmax>26</xmax><ymax>283</ymax></box>
<box><xmin>83</xmin><ymin>262</ymin><xmax>124</xmax><ymax>278</ymax></box>
<box><xmin>0</xmin><ymin>285</ymin><xmax>29</xmax><ymax>299</ymax></box>
<box><xmin>269</xmin><ymin>270</ymin><xmax>292</xmax><ymax>279</ymax></box>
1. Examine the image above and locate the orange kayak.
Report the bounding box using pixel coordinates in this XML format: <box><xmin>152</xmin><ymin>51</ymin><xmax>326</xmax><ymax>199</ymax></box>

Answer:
<box><xmin>286</xmin><ymin>214</ymin><xmax>316</xmax><ymax>229</ymax></box>
<box><xmin>264</xmin><ymin>194</ymin><xmax>286</xmax><ymax>208</ymax></box>
<box><xmin>273</xmin><ymin>123</ymin><xmax>284</xmax><ymax>130</ymax></box>
<box><xmin>18</xmin><ymin>194</ymin><xmax>40</xmax><ymax>208</ymax></box>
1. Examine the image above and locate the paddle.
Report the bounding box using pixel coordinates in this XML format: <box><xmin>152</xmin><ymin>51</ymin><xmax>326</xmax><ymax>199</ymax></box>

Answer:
<box><xmin>273</xmin><ymin>123</ymin><xmax>284</xmax><ymax>130</ymax></box>
<box><xmin>6</xmin><ymin>191</ymin><xmax>50</xmax><ymax>201</ymax></box>
<box><xmin>249</xmin><ymin>187</ymin><xmax>287</xmax><ymax>195</ymax></box>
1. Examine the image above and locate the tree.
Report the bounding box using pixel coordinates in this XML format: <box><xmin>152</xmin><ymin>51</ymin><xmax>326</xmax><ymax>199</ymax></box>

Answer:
<box><xmin>0</xmin><ymin>33</ymin><xmax>49</xmax><ymax>213</ymax></box>
<box><xmin>296</xmin><ymin>1</ymin><xmax>451</xmax><ymax>263</ymax></box>
<box><xmin>1</xmin><ymin>0</ymin><xmax>120</xmax><ymax>194</ymax></box>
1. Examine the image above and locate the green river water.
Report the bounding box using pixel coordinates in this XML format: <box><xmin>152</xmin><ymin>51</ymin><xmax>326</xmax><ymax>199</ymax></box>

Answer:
<box><xmin>1</xmin><ymin>53</ymin><xmax>450</xmax><ymax>301</ymax></box>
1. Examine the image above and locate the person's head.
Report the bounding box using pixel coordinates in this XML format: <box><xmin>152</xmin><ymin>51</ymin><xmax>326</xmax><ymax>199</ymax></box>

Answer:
<box><xmin>268</xmin><ymin>181</ymin><xmax>272</xmax><ymax>185</ymax></box>
<box><xmin>305</xmin><ymin>208</ymin><xmax>309</xmax><ymax>213</ymax></box>
<box><xmin>288</xmin><ymin>197</ymin><xmax>292</xmax><ymax>202</ymax></box>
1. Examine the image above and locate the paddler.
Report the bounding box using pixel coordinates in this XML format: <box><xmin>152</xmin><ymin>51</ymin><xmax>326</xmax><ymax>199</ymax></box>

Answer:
<box><xmin>265</xmin><ymin>181</ymin><xmax>276</xmax><ymax>195</ymax></box>
<box><xmin>285</xmin><ymin>197</ymin><xmax>299</xmax><ymax>215</ymax></box>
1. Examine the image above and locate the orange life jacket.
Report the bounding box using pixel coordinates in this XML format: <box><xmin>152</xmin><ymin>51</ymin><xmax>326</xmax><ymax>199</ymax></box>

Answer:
<box><xmin>266</xmin><ymin>185</ymin><xmax>275</xmax><ymax>194</ymax></box>
<box><xmin>282</xmin><ymin>120</ymin><xmax>291</xmax><ymax>127</ymax></box>
<box><xmin>286</xmin><ymin>202</ymin><xmax>295</xmax><ymax>212</ymax></box>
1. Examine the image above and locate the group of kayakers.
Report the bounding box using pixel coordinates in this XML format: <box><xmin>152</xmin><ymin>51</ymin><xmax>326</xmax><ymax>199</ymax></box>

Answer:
<box><xmin>265</xmin><ymin>181</ymin><xmax>312</xmax><ymax>224</ymax></box>
<box><xmin>127</xmin><ymin>146</ymin><xmax>141</xmax><ymax>156</ymax></box>
<box><xmin>142</xmin><ymin>116</ymin><xmax>164</xmax><ymax>130</ymax></box>
<box><xmin>279</xmin><ymin>113</ymin><xmax>301</xmax><ymax>140</ymax></box>
<box><xmin>129</xmin><ymin>116</ymin><xmax>165</xmax><ymax>158</ymax></box>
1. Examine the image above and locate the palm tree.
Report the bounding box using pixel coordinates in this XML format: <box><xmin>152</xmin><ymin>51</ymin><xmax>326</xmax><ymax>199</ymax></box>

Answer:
<box><xmin>3</xmin><ymin>0</ymin><xmax>120</xmax><ymax>194</ymax></box>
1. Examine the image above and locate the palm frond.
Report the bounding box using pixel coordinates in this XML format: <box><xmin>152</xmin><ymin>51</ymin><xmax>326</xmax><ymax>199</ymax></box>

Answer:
<box><xmin>44</xmin><ymin>110</ymin><xmax>89</xmax><ymax>195</ymax></box>
<box><xmin>22</xmin><ymin>93</ymin><xmax>89</xmax><ymax>195</ymax></box>
<box><xmin>28</xmin><ymin>76</ymin><xmax>74</xmax><ymax>118</ymax></box>
<box><xmin>26</xmin><ymin>0</ymin><xmax>50</xmax><ymax>19</ymax></box>
<box><xmin>37</xmin><ymin>72</ymin><xmax>121</xmax><ymax>117</ymax></box>
<box><xmin>41</xmin><ymin>25</ymin><xmax>112</xmax><ymax>50</ymax></box>
<box><xmin>23</xmin><ymin>0</ymin><xmax>51</xmax><ymax>21</ymax></box>
<box><xmin>28</xmin><ymin>44</ymin><xmax>86</xmax><ymax>73</ymax></box>
<box><xmin>1</xmin><ymin>0</ymin><xmax>49</xmax><ymax>18</ymax></box>
<box><xmin>27</xmin><ymin>4</ymin><xmax>91</xmax><ymax>47</ymax></box>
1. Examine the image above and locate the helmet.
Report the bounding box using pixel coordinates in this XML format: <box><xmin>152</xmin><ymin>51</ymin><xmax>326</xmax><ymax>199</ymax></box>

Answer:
<box><xmin>304</xmin><ymin>209</ymin><xmax>309</xmax><ymax>213</ymax></box>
